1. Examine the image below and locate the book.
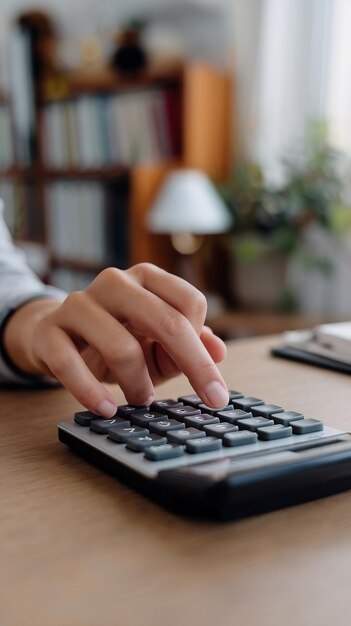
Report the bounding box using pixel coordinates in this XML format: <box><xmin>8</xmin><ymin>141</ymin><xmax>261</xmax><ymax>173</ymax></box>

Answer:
<box><xmin>272</xmin><ymin>322</ymin><xmax>351</xmax><ymax>372</ymax></box>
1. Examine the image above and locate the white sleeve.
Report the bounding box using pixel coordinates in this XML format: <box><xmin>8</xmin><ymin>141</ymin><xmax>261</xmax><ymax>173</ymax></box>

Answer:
<box><xmin>0</xmin><ymin>199</ymin><xmax>67</xmax><ymax>383</ymax></box>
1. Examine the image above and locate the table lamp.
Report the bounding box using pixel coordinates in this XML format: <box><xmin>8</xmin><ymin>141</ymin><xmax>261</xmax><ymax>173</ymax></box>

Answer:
<box><xmin>146</xmin><ymin>169</ymin><xmax>233</xmax><ymax>313</ymax></box>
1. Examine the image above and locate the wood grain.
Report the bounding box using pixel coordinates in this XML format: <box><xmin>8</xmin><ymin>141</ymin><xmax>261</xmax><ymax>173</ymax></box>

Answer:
<box><xmin>2</xmin><ymin>336</ymin><xmax>351</xmax><ymax>626</ymax></box>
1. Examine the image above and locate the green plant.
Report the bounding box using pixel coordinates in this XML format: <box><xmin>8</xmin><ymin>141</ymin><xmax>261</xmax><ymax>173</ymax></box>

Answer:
<box><xmin>217</xmin><ymin>121</ymin><xmax>351</xmax><ymax>312</ymax></box>
<box><xmin>219</xmin><ymin>121</ymin><xmax>351</xmax><ymax>263</ymax></box>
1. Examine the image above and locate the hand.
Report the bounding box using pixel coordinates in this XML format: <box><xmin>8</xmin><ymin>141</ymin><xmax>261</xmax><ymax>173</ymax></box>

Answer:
<box><xmin>4</xmin><ymin>263</ymin><xmax>228</xmax><ymax>416</ymax></box>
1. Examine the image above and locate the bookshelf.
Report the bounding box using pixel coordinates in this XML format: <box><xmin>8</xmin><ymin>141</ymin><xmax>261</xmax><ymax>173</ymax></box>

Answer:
<box><xmin>0</xmin><ymin>62</ymin><xmax>232</xmax><ymax>288</ymax></box>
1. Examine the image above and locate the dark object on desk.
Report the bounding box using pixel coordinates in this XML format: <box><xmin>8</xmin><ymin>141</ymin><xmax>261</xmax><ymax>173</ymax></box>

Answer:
<box><xmin>58</xmin><ymin>388</ymin><xmax>351</xmax><ymax>521</ymax></box>
<box><xmin>271</xmin><ymin>345</ymin><xmax>351</xmax><ymax>374</ymax></box>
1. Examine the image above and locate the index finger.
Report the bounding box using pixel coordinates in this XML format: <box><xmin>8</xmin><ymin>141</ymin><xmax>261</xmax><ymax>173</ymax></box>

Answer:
<box><xmin>127</xmin><ymin>263</ymin><xmax>207</xmax><ymax>335</ymax></box>
<box><xmin>89</xmin><ymin>270</ymin><xmax>229</xmax><ymax>408</ymax></box>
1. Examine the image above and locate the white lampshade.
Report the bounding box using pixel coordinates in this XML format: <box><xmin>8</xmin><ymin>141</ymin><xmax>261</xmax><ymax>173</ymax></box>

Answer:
<box><xmin>146</xmin><ymin>170</ymin><xmax>233</xmax><ymax>234</ymax></box>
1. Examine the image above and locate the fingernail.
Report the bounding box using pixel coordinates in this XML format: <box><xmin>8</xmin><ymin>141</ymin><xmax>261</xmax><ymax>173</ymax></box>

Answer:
<box><xmin>96</xmin><ymin>400</ymin><xmax>118</xmax><ymax>418</ymax></box>
<box><xmin>204</xmin><ymin>381</ymin><xmax>229</xmax><ymax>408</ymax></box>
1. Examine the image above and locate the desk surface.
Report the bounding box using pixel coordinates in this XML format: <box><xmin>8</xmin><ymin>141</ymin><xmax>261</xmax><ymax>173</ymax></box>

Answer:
<box><xmin>2</xmin><ymin>335</ymin><xmax>351</xmax><ymax>626</ymax></box>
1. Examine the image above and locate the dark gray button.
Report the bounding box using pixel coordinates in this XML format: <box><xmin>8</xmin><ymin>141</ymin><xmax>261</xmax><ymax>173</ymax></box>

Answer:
<box><xmin>237</xmin><ymin>416</ymin><xmax>274</xmax><ymax>432</ymax></box>
<box><xmin>178</xmin><ymin>394</ymin><xmax>202</xmax><ymax>407</ymax></box>
<box><xmin>116</xmin><ymin>404</ymin><xmax>149</xmax><ymax>418</ymax></box>
<box><xmin>108</xmin><ymin>425</ymin><xmax>148</xmax><ymax>443</ymax></box>
<box><xmin>251</xmin><ymin>404</ymin><xmax>284</xmax><ymax>418</ymax></box>
<box><xmin>198</xmin><ymin>404</ymin><xmax>232</xmax><ymax>416</ymax></box>
<box><xmin>186</xmin><ymin>436</ymin><xmax>222</xmax><ymax>454</ymax></box>
<box><xmin>74</xmin><ymin>411</ymin><xmax>98</xmax><ymax>426</ymax></box>
<box><xmin>183</xmin><ymin>414</ymin><xmax>220</xmax><ymax>429</ymax></box>
<box><xmin>150</xmin><ymin>399</ymin><xmax>184</xmax><ymax>412</ymax></box>
<box><xmin>89</xmin><ymin>417</ymin><xmax>130</xmax><ymax>434</ymax></box>
<box><xmin>216</xmin><ymin>409</ymin><xmax>252</xmax><ymax>424</ymax></box>
<box><xmin>223</xmin><ymin>430</ymin><xmax>258</xmax><ymax>447</ymax></box>
<box><xmin>165</xmin><ymin>405</ymin><xmax>201</xmax><ymax>419</ymax></box>
<box><xmin>272</xmin><ymin>411</ymin><xmax>304</xmax><ymax>426</ymax></box>
<box><xmin>257</xmin><ymin>424</ymin><xmax>293</xmax><ymax>440</ymax></box>
<box><xmin>167</xmin><ymin>428</ymin><xmax>206</xmax><ymax>443</ymax></box>
<box><xmin>228</xmin><ymin>390</ymin><xmax>244</xmax><ymax>400</ymax></box>
<box><xmin>145</xmin><ymin>444</ymin><xmax>185</xmax><ymax>461</ymax></box>
<box><xmin>203</xmin><ymin>422</ymin><xmax>238</xmax><ymax>438</ymax></box>
<box><xmin>233</xmin><ymin>397</ymin><xmax>265</xmax><ymax>411</ymax></box>
<box><xmin>291</xmin><ymin>419</ymin><xmax>323</xmax><ymax>434</ymax></box>
<box><xmin>126</xmin><ymin>434</ymin><xmax>167</xmax><ymax>452</ymax></box>
<box><xmin>130</xmin><ymin>411</ymin><xmax>165</xmax><ymax>427</ymax></box>
<box><xmin>149</xmin><ymin>418</ymin><xmax>185</xmax><ymax>434</ymax></box>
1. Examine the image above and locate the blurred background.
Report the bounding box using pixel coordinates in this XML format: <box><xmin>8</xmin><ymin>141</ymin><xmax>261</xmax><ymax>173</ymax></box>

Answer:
<box><xmin>1</xmin><ymin>0</ymin><xmax>351</xmax><ymax>339</ymax></box>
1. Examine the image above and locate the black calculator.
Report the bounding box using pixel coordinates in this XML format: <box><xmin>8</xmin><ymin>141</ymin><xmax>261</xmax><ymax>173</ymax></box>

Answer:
<box><xmin>58</xmin><ymin>390</ymin><xmax>351</xmax><ymax>520</ymax></box>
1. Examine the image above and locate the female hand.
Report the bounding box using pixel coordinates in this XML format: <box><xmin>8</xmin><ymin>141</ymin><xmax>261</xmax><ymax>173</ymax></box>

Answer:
<box><xmin>4</xmin><ymin>263</ymin><xmax>228</xmax><ymax>417</ymax></box>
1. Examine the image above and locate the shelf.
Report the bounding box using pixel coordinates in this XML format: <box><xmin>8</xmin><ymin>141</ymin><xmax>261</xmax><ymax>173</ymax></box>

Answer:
<box><xmin>41</xmin><ymin>66</ymin><xmax>184</xmax><ymax>103</ymax></box>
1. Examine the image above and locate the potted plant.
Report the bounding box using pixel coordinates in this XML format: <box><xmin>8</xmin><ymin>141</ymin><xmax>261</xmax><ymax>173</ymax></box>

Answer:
<box><xmin>219</xmin><ymin>122</ymin><xmax>351</xmax><ymax>311</ymax></box>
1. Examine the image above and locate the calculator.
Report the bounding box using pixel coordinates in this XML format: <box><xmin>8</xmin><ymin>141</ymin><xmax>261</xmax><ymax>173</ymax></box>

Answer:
<box><xmin>58</xmin><ymin>390</ymin><xmax>351</xmax><ymax>520</ymax></box>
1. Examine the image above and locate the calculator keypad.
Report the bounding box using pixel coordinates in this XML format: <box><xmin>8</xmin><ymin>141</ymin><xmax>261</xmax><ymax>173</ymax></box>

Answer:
<box><xmin>73</xmin><ymin>393</ymin><xmax>326</xmax><ymax>464</ymax></box>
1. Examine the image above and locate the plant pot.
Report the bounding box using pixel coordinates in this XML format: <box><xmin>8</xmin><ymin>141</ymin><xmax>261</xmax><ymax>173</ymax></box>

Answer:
<box><xmin>232</xmin><ymin>250</ymin><xmax>289</xmax><ymax>311</ymax></box>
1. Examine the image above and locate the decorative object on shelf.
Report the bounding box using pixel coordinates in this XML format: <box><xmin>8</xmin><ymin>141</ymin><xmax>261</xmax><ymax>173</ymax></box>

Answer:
<box><xmin>146</xmin><ymin>169</ymin><xmax>232</xmax><ymax>314</ymax></box>
<box><xmin>110</xmin><ymin>22</ymin><xmax>148</xmax><ymax>76</ymax></box>
<box><xmin>219</xmin><ymin>122</ymin><xmax>351</xmax><ymax>312</ymax></box>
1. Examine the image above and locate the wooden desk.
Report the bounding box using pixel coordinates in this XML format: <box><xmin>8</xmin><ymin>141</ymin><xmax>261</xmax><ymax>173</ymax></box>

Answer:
<box><xmin>2</xmin><ymin>336</ymin><xmax>351</xmax><ymax>626</ymax></box>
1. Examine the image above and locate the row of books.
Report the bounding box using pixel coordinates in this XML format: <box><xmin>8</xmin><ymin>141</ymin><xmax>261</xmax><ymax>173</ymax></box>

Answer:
<box><xmin>0</xmin><ymin>180</ymin><xmax>43</xmax><ymax>241</ymax></box>
<box><xmin>51</xmin><ymin>268</ymin><xmax>97</xmax><ymax>292</ymax></box>
<box><xmin>0</xmin><ymin>104</ymin><xmax>14</xmax><ymax>169</ymax></box>
<box><xmin>42</xmin><ymin>88</ymin><xmax>182</xmax><ymax>169</ymax></box>
<box><xmin>47</xmin><ymin>181</ymin><xmax>129</xmax><ymax>268</ymax></box>
<box><xmin>0</xmin><ymin>180</ymin><xmax>130</xmax><ymax>288</ymax></box>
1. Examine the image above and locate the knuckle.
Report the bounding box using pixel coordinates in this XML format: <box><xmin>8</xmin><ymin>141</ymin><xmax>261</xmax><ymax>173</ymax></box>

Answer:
<box><xmin>130</xmin><ymin>262</ymin><xmax>157</xmax><ymax>279</ymax></box>
<box><xmin>197</xmin><ymin>360</ymin><xmax>217</xmax><ymax>378</ymax></box>
<box><xmin>63</xmin><ymin>290</ymin><xmax>85</xmax><ymax>309</ymax></box>
<box><xmin>96</xmin><ymin>267</ymin><xmax>125</xmax><ymax>288</ymax></box>
<box><xmin>48</xmin><ymin>352</ymin><xmax>74</xmax><ymax>378</ymax></box>
<box><xmin>188</xmin><ymin>289</ymin><xmax>207</xmax><ymax>320</ymax></box>
<box><xmin>158</xmin><ymin>311</ymin><xmax>190</xmax><ymax>339</ymax></box>
<box><xmin>103</xmin><ymin>340</ymin><xmax>142</xmax><ymax>370</ymax></box>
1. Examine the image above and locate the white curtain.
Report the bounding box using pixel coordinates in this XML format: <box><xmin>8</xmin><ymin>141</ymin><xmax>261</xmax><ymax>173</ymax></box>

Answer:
<box><xmin>246</xmin><ymin>0</ymin><xmax>334</xmax><ymax>184</ymax></box>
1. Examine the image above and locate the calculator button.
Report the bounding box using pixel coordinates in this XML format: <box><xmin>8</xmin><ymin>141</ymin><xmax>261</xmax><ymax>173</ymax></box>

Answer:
<box><xmin>236</xmin><ymin>417</ymin><xmax>274</xmax><ymax>432</ymax></box>
<box><xmin>228</xmin><ymin>390</ymin><xmax>244</xmax><ymax>400</ymax></box>
<box><xmin>126</xmin><ymin>434</ymin><xmax>167</xmax><ymax>452</ymax></box>
<box><xmin>165</xmin><ymin>405</ymin><xmax>201</xmax><ymax>419</ymax></box>
<box><xmin>257</xmin><ymin>425</ymin><xmax>293</xmax><ymax>440</ymax></box>
<box><xmin>203</xmin><ymin>422</ymin><xmax>238</xmax><ymax>438</ymax></box>
<box><xmin>149</xmin><ymin>419</ymin><xmax>185</xmax><ymax>435</ymax></box>
<box><xmin>116</xmin><ymin>404</ymin><xmax>149</xmax><ymax>418</ymax></box>
<box><xmin>167</xmin><ymin>428</ymin><xmax>206</xmax><ymax>443</ymax></box>
<box><xmin>178</xmin><ymin>394</ymin><xmax>202</xmax><ymax>407</ymax></box>
<box><xmin>74</xmin><ymin>411</ymin><xmax>98</xmax><ymax>426</ymax></box>
<box><xmin>145</xmin><ymin>444</ymin><xmax>185</xmax><ymax>461</ymax></box>
<box><xmin>251</xmin><ymin>404</ymin><xmax>284</xmax><ymax>418</ymax></box>
<box><xmin>232</xmin><ymin>397</ymin><xmax>265</xmax><ymax>411</ymax></box>
<box><xmin>216</xmin><ymin>409</ymin><xmax>252</xmax><ymax>424</ymax></box>
<box><xmin>291</xmin><ymin>419</ymin><xmax>324</xmax><ymax>434</ymax></box>
<box><xmin>223</xmin><ymin>430</ymin><xmax>258</xmax><ymax>447</ymax></box>
<box><xmin>89</xmin><ymin>417</ymin><xmax>130</xmax><ymax>434</ymax></box>
<box><xmin>129</xmin><ymin>411</ymin><xmax>165</xmax><ymax>427</ymax></box>
<box><xmin>198</xmin><ymin>404</ymin><xmax>232</xmax><ymax>415</ymax></box>
<box><xmin>186</xmin><ymin>437</ymin><xmax>222</xmax><ymax>454</ymax></box>
<box><xmin>183</xmin><ymin>414</ymin><xmax>220</xmax><ymax>429</ymax></box>
<box><xmin>271</xmin><ymin>411</ymin><xmax>304</xmax><ymax>426</ymax></box>
<box><xmin>150</xmin><ymin>400</ymin><xmax>184</xmax><ymax>412</ymax></box>
<box><xmin>108</xmin><ymin>425</ymin><xmax>148</xmax><ymax>443</ymax></box>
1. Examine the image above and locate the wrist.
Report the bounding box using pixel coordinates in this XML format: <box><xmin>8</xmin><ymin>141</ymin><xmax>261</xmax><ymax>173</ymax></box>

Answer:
<box><xmin>3</xmin><ymin>298</ymin><xmax>62</xmax><ymax>376</ymax></box>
